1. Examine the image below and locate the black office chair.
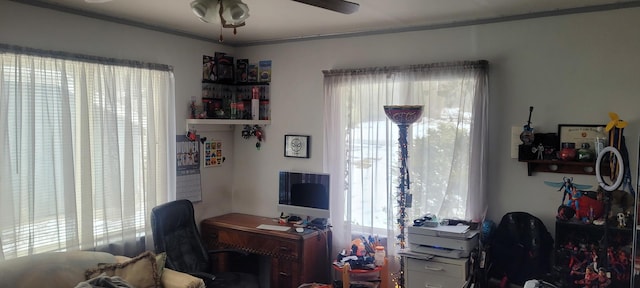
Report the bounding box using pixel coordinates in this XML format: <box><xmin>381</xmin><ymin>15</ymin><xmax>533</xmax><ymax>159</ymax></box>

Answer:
<box><xmin>150</xmin><ymin>199</ymin><xmax>259</xmax><ymax>288</ymax></box>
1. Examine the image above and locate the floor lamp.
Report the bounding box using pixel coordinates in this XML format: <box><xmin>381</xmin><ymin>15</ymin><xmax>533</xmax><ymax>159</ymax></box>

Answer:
<box><xmin>383</xmin><ymin>105</ymin><xmax>423</xmax><ymax>288</ymax></box>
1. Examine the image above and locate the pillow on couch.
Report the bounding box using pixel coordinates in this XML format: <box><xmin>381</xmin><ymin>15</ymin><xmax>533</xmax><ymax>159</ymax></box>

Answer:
<box><xmin>161</xmin><ymin>268</ymin><xmax>206</xmax><ymax>288</ymax></box>
<box><xmin>0</xmin><ymin>251</ymin><xmax>117</xmax><ymax>288</ymax></box>
<box><xmin>112</xmin><ymin>252</ymin><xmax>203</xmax><ymax>288</ymax></box>
<box><xmin>86</xmin><ymin>251</ymin><xmax>160</xmax><ymax>288</ymax></box>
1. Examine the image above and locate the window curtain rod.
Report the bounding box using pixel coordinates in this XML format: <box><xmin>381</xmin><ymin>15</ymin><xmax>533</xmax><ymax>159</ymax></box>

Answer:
<box><xmin>0</xmin><ymin>43</ymin><xmax>173</xmax><ymax>72</ymax></box>
<box><xmin>322</xmin><ymin>60</ymin><xmax>488</xmax><ymax>77</ymax></box>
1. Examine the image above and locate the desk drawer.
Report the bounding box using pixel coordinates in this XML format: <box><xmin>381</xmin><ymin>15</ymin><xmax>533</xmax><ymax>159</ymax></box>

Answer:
<box><xmin>405</xmin><ymin>257</ymin><xmax>467</xmax><ymax>279</ymax></box>
<box><xmin>217</xmin><ymin>229</ymin><xmax>300</xmax><ymax>259</ymax></box>
<box><xmin>407</xmin><ymin>272</ymin><xmax>466</xmax><ymax>288</ymax></box>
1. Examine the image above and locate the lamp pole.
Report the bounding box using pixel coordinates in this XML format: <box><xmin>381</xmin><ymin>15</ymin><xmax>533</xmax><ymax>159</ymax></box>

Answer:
<box><xmin>383</xmin><ymin>105</ymin><xmax>423</xmax><ymax>288</ymax></box>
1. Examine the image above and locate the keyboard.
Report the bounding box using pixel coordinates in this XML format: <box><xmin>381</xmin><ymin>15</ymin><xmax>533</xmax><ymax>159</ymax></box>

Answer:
<box><xmin>256</xmin><ymin>224</ymin><xmax>291</xmax><ymax>232</ymax></box>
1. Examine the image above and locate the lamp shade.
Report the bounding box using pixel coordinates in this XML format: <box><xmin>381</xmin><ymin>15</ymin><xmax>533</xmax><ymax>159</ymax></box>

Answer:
<box><xmin>190</xmin><ymin>0</ymin><xmax>210</xmax><ymax>18</ymax></box>
<box><xmin>220</xmin><ymin>0</ymin><xmax>250</xmax><ymax>25</ymax></box>
<box><xmin>190</xmin><ymin>0</ymin><xmax>221</xmax><ymax>23</ymax></box>
<box><xmin>383</xmin><ymin>105</ymin><xmax>424</xmax><ymax>125</ymax></box>
<box><xmin>201</xmin><ymin>1</ymin><xmax>221</xmax><ymax>23</ymax></box>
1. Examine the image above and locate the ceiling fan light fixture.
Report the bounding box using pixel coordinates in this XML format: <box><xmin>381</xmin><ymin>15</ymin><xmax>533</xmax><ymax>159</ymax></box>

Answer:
<box><xmin>191</xmin><ymin>0</ymin><xmax>220</xmax><ymax>19</ymax></box>
<box><xmin>190</xmin><ymin>0</ymin><xmax>208</xmax><ymax>18</ymax></box>
<box><xmin>190</xmin><ymin>0</ymin><xmax>221</xmax><ymax>23</ymax></box>
<box><xmin>202</xmin><ymin>2</ymin><xmax>221</xmax><ymax>23</ymax></box>
<box><xmin>220</xmin><ymin>0</ymin><xmax>249</xmax><ymax>26</ymax></box>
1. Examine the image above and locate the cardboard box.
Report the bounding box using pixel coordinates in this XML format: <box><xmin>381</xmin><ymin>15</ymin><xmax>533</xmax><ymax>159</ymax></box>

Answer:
<box><xmin>248</xmin><ymin>64</ymin><xmax>258</xmax><ymax>82</ymax></box>
<box><xmin>236</xmin><ymin>59</ymin><xmax>248</xmax><ymax>82</ymax></box>
<box><xmin>215</xmin><ymin>52</ymin><xmax>234</xmax><ymax>82</ymax></box>
<box><xmin>202</xmin><ymin>55</ymin><xmax>216</xmax><ymax>82</ymax></box>
<box><xmin>259</xmin><ymin>60</ymin><xmax>272</xmax><ymax>82</ymax></box>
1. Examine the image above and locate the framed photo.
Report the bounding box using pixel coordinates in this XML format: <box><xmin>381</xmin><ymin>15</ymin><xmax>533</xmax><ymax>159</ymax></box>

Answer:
<box><xmin>284</xmin><ymin>135</ymin><xmax>310</xmax><ymax>158</ymax></box>
<box><xmin>557</xmin><ymin>124</ymin><xmax>606</xmax><ymax>148</ymax></box>
<box><xmin>203</xmin><ymin>140</ymin><xmax>223</xmax><ymax>167</ymax></box>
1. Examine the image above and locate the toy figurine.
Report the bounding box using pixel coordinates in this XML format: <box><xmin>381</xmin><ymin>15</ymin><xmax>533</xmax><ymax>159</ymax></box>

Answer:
<box><xmin>597</xmin><ymin>268</ymin><xmax>611</xmax><ymax>287</ymax></box>
<box><xmin>613</xmin><ymin>250</ymin><xmax>630</xmax><ymax>281</ymax></box>
<box><xmin>616</xmin><ymin>212</ymin><xmax>626</xmax><ymax>228</ymax></box>
<box><xmin>568</xmin><ymin>186</ymin><xmax>583</xmax><ymax>216</ymax></box>
<box><xmin>574</xmin><ymin>266</ymin><xmax>597</xmax><ymax>287</ymax></box>
<box><xmin>545</xmin><ymin>177</ymin><xmax>592</xmax><ymax>208</ymax></box>
<box><xmin>532</xmin><ymin>143</ymin><xmax>545</xmax><ymax>160</ymax></box>
<box><xmin>568</xmin><ymin>246</ymin><xmax>582</xmax><ymax>270</ymax></box>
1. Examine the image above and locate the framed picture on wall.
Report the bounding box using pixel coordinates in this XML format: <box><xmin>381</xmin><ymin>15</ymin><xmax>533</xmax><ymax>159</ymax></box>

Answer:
<box><xmin>284</xmin><ymin>135</ymin><xmax>310</xmax><ymax>158</ymax></box>
<box><xmin>557</xmin><ymin>124</ymin><xmax>606</xmax><ymax>148</ymax></box>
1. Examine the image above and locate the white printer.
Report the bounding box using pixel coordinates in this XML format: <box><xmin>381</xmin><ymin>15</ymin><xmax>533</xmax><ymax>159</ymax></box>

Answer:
<box><xmin>407</xmin><ymin>224</ymin><xmax>479</xmax><ymax>258</ymax></box>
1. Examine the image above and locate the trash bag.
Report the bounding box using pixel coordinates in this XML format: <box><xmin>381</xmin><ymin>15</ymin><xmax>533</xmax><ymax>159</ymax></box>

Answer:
<box><xmin>489</xmin><ymin>212</ymin><xmax>554</xmax><ymax>286</ymax></box>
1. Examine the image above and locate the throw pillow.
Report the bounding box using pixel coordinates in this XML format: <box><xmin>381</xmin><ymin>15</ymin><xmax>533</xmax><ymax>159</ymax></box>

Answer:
<box><xmin>85</xmin><ymin>251</ymin><xmax>160</xmax><ymax>288</ymax></box>
<box><xmin>155</xmin><ymin>252</ymin><xmax>167</xmax><ymax>279</ymax></box>
<box><xmin>161</xmin><ymin>268</ymin><xmax>205</xmax><ymax>288</ymax></box>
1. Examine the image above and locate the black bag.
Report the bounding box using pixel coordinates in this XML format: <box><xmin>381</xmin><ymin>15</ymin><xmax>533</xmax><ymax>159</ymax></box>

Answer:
<box><xmin>489</xmin><ymin>212</ymin><xmax>554</xmax><ymax>286</ymax></box>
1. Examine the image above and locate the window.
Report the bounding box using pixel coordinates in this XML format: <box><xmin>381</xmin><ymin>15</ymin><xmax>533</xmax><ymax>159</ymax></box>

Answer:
<box><xmin>0</xmin><ymin>45</ymin><xmax>174</xmax><ymax>259</ymax></box>
<box><xmin>323</xmin><ymin>61</ymin><xmax>488</xmax><ymax>256</ymax></box>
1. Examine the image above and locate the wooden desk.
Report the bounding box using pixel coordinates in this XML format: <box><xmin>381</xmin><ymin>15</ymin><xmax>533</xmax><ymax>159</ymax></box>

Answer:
<box><xmin>201</xmin><ymin>213</ymin><xmax>331</xmax><ymax>288</ymax></box>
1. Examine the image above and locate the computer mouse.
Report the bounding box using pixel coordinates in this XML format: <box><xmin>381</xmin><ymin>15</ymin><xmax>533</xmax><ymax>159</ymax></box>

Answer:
<box><xmin>295</xmin><ymin>227</ymin><xmax>304</xmax><ymax>233</ymax></box>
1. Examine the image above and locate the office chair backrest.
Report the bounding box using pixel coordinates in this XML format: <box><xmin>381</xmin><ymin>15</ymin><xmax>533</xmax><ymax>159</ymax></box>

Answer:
<box><xmin>490</xmin><ymin>211</ymin><xmax>554</xmax><ymax>285</ymax></box>
<box><xmin>150</xmin><ymin>199</ymin><xmax>210</xmax><ymax>273</ymax></box>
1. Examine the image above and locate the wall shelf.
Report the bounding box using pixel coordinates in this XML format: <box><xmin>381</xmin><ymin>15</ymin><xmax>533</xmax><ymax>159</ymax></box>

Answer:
<box><xmin>186</xmin><ymin>119</ymin><xmax>271</xmax><ymax>132</ymax></box>
<box><xmin>519</xmin><ymin>160</ymin><xmax>610</xmax><ymax>176</ymax></box>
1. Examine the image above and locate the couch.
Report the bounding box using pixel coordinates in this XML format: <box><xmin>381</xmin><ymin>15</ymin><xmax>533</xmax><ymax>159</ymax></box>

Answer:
<box><xmin>0</xmin><ymin>250</ymin><xmax>205</xmax><ymax>288</ymax></box>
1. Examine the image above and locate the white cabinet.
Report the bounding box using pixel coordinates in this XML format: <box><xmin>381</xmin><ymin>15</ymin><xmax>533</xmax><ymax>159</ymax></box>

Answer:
<box><xmin>404</xmin><ymin>256</ymin><xmax>468</xmax><ymax>288</ymax></box>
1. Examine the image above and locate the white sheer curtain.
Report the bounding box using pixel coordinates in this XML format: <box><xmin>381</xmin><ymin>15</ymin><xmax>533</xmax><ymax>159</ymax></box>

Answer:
<box><xmin>323</xmin><ymin>61</ymin><xmax>488</xmax><ymax>264</ymax></box>
<box><xmin>0</xmin><ymin>45</ymin><xmax>176</xmax><ymax>260</ymax></box>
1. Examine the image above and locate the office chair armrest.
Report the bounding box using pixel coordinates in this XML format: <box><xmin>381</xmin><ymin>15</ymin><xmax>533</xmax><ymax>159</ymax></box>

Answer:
<box><xmin>207</xmin><ymin>248</ymin><xmax>250</xmax><ymax>257</ymax></box>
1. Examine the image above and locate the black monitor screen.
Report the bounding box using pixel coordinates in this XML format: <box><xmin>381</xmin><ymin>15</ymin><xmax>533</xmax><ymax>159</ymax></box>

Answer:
<box><xmin>279</xmin><ymin>172</ymin><xmax>329</xmax><ymax>210</ymax></box>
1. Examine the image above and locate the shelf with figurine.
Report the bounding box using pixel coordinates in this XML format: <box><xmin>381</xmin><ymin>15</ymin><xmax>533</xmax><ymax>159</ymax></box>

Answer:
<box><xmin>517</xmin><ymin>131</ymin><xmax>609</xmax><ymax>176</ymax></box>
<box><xmin>195</xmin><ymin>53</ymin><xmax>272</xmax><ymax>126</ymax></box>
<box><xmin>517</xmin><ymin>130</ymin><xmax>614</xmax><ymax>176</ymax></box>
<box><xmin>554</xmin><ymin>219</ymin><xmax>633</xmax><ymax>288</ymax></box>
<box><xmin>520</xmin><ymin>159</ymin><xmax>609</xmax><ymax>176</ymax></box>
<box><xmin>551</xmin><ymin>176</ymin><xmax>635</xmax><ymax>288</ymax></box>
<box><xmin>515</xmin><ymin>107</ymin><xmax>613</xmax><ymax>176</ymax></box>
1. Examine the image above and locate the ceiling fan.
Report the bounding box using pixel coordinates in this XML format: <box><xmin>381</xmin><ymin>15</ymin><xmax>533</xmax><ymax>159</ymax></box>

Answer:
<box><xmin>292</xmin><ymin>0</ymin><xmax>360</xmax><ymax>15</ymax></box>
<box><xmin>190</xmin><ymin>0</ymin><xmax>359</xmax><ymax>42</ymax></box>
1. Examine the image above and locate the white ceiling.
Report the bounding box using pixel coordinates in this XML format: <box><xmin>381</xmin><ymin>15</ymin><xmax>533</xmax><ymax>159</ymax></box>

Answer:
<box><xmin>13</xmin><ymin>0</ymin><xmax>640</xmax><ymax>46</ymax></box>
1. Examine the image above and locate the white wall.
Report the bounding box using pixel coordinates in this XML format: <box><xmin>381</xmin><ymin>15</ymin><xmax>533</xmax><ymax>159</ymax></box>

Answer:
<box><xmin>2</xmin><ymin>1</ymin><xmax>640</xmax><ymax>236</ymax></box>
<box><xmin>233</xmin><ymin>8</ymin><xmax>640</xmax><ymax>236</ymax></box>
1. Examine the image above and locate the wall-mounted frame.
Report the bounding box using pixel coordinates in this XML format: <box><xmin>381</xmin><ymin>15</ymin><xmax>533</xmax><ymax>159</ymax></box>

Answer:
<box><xmin>284</xmin><ymin>134</ymin><xmax>310</xmax><ymax>158</ymax></box>
<box><xmin>203</xmin><ymin>139</ymin><xmax>223</xmax><ymax>167</ymax></box>
<box><xmin>557</xmin><ymin>124</ymin><xmax>606</xmax><ymax>148</ymax></box>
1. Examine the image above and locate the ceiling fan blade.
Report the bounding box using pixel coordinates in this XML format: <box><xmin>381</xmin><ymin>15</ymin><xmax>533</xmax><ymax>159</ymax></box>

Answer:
<box><xmin>292</xmin><ymin>0</ymin><xmax>359</xmax><ymax>14</ymax></box>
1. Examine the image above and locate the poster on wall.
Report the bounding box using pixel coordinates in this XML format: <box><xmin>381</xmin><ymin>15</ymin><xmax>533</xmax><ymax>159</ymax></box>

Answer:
<box><xmin>176</xmin><ymin>135</ymin><xmax>202</xmax><ymax>202</ymax></box>
<box><xmin>203</xmin><ymin>140</ymin><xmax>223</xmax><ymax>167</ymax></box>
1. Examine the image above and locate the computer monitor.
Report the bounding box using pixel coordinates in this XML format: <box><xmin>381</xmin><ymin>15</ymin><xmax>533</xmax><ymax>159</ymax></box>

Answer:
<box><xmin>277</xmin><ymin>171</ymin><xmax>330</xmax><ymax>219</ymax></box>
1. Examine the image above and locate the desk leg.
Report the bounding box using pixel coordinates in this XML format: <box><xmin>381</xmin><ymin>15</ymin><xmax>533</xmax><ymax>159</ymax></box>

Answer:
<box><xmin>342</xmin><ymin>263</ymin><xmax>351</xmax><ymax>288</ymax></box>
<box><xmin>380</xmin><ymin>258</ymin><xmax>388</xmax><ymax>288</ymax></box>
